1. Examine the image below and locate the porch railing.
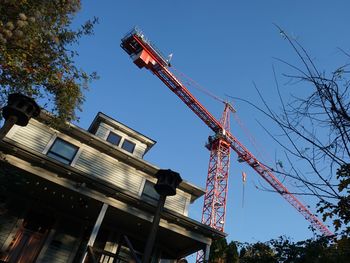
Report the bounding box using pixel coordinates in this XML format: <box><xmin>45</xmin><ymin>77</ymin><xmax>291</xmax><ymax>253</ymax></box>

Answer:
<box><xmin>86</xmin><ymin>235</ymin><xmax>141</xmax><ymax>263</ymax></box>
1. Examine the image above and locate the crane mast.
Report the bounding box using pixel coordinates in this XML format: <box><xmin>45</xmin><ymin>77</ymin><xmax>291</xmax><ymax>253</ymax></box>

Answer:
<box><xmin>120</xmin><ymin>27</ymin><xmax>333</xmax><ymax>255</ymax></box>
<box><xmin>202</xmin><ymin>102</ymin><xmax>233</xmax><ymax>231</ymax></box>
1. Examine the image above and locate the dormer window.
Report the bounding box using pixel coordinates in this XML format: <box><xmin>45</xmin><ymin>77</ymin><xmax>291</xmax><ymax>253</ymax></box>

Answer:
<box><xmin>106</xmin><ymin>131</ymin><xmax>121</xmax><ymax>146</ymax></box>
<box><xmin>88</xmin><ymin>113</ymin><xmax>156</xmax><ymax>158</ymax></box>
<box><xmin>121</xmin><ymin>139</ymin><xmax>135</xmax><ymax>154</ymax></box>
<box><xmin>47</xmin><ymin>138</ymin><xmax>78</xmax><ymax>165</ymax></box>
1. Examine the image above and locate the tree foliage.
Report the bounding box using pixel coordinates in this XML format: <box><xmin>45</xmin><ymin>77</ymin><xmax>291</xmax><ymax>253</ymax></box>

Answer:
<box><xmin>209</xmin><ymin>238</ymin><xmax>239</xmax><ymax>263</ymax></box>
<box><xmin>239</xmin><ymin>242</ymin><xmax>276</xmax><ymax>263</ymax></box>
<box><xmin>210</xmin><ymin>236</ymin><xmax>350</xmax><ymax>263</ymax></box>
<box><xmin>209</xmin><ymin>237</ymin><xmax>227</xmax><ymax>262</ymax></box>
<box><xmin>225</xmin><ymin>241</ymin><xmax>239</xmax><ymax>263</ymax></box>
<box><xmin>0</xmin><ymin>0</ymin><xmax>97</xmax><ymax>122</ymax></box>
<box><xmin>269</xmin><ymin>236</ymin><xmax>350</xmax><ymax>263</ymax></box>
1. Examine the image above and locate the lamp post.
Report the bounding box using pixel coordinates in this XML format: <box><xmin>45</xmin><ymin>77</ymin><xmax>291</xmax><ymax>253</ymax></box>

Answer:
<box><xmin>142</xmin><ymin>169</ymin><xmax>182</xmax><ymax>263</ymax></box>
<box><xmin>0</xmin><ymin>93</ymin><xmax>40</xmax><ymax>140</ymax></box>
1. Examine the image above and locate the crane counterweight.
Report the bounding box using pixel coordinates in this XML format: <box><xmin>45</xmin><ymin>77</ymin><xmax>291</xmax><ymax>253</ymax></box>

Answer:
<box><xmin>121</xmin><ymin>27</ymin><xmax>170</xmax><ymax>68</ymax></box>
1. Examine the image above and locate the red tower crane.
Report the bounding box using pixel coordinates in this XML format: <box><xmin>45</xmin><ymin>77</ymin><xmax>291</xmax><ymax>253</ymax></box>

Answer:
<box><xmin>120</xmin><ymin>28</ymin><xmax>333</xmax><ymax>260</ymax></box>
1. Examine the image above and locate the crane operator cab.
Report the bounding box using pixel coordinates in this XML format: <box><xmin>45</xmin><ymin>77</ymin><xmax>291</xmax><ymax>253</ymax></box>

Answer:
<box><xmin>121</xmin><ymin>27</ymin><xmax>170</xmax><ymax>70</ymax></box>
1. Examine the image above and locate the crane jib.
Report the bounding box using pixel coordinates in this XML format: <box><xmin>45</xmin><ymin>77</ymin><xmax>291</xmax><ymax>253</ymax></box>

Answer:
<box><xmin>120</xmin><ymin>28</ymin><xmax>334</xmax><ymax>237</ymax></box>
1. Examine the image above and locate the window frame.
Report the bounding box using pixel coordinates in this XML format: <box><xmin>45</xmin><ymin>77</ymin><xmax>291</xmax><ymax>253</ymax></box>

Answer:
<box><xmin>46</xmin><ymin>137</ymin><xmax>79</xmax><ymax>165</ymax></box>
<box><xmin>121</xmin><ymin>139</ymin><xmax>136</xmax><ymax>154</ymax></box>
<box><xmin>106</xmin><ymin>131</ymin><xmax>122</xmax><ymax>146</ymax></box>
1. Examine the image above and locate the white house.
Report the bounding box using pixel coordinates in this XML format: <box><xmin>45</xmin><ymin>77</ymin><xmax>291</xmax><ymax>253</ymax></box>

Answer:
<box><xmin>0</xmin><ymin>111</ymin><xmax>225</xmax><ymax>263</ymax></box>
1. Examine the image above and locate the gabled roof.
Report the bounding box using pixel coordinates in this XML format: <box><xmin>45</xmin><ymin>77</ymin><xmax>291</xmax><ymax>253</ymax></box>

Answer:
<box><xmin>88</xmin><ymin>112</ymin><xmax>156</xmax><ymax>154</ymax></box>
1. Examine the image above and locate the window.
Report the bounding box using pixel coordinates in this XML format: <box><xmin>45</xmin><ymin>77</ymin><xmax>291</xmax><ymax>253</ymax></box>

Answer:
<box><xmin>141</xmin><ymin>180</ymin><xmax>159</xmax><ymax>202</ymax></box>
<box><xmin>121</xmin><ymin>139</ymin><xmax>135</xmax><ymax>153</ymax></box>
<box><xmin>106</xmin><ymin>131</ymin><xmax>121</xmax><ymax>146</ymax></box>
<box><xmin>47</xmin><ymin>138</ymin><xmax>79</xmax><ymax>165</ymax></box>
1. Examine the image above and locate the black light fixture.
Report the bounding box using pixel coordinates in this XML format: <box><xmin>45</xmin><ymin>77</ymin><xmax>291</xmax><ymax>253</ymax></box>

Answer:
<box><xmin>154</xmin><ymin>169</ymin><xmax>182</xmax><ymax>196</ymax></box>
<box><xmin>0</xmin><ymin>93</ymin><xmax>40</xmax><ymax>139</ymax></box>
<box><xmin>142</xmin><ymin>169</ymin><xmax>182</xmax><ymax>263</ymax></box>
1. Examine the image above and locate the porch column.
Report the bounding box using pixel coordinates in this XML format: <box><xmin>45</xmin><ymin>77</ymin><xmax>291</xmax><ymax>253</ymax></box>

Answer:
<box><xmin>81</xmin><ymin>203</ymin><xmax>108</xmax><ymax>262</ymax></box>
<box><xmin>204</xmin><ymin>244</ymin><xmax>211</xmax><ymax>263</ymax></box>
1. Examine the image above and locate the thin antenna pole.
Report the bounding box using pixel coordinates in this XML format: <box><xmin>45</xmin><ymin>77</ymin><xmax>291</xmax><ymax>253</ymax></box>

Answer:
<box><xmin>242</xmin><ymin>183</ymin><xmax>245</xmax><ymax>208</ymax></box>
<box><xmin>242</xmin><ymin>172</ymin><xmax>246</xmax><ymax>208</ymax></box>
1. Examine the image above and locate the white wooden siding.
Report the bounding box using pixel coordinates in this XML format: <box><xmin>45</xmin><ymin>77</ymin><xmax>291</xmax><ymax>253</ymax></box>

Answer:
<box><xmin>7</xmin><ymin>121</ymin><xmax>191</xmax><ymax>216</ymax></box>
<box><xmin>141</xmin><ymin>180</ymin><xmax>190</xmax><ymax>216</ymax></box>
<box><xmin>165</xmin><ymin>194</ymin><xmax>188</xmax><ymax>215</ymax></box>
<box><xmin>75</xmin><ymin>147</ymin><xmax>190</xmax><ymax>216</ymax></box>
<box><xmin>95</xmin><ymin>125</ymin><xmax>109</xmax><ymax>139</ymax></box>
<box><xmin>7</xmin><ymin>121</ymin><xmax>54</xmax><ymax>153</ymax></box>
<box><xmin>38</xmin><ymin>234</ymin><xmax>77</xmax><ymax>263</ymax></box>
<box><xmin>133</xmin><ymin>143</ymin><xmax>147</xmax><ymax>158</ymax></box>
<box><xmin>38</xmin><ymin>223</ymin><xmax>81</xmax><ymax>263</ymax></box>
<box><xmin>74</xmin><ymin>147</ymin><xmax>143</xmax><ymax>195</ymax></box>
<box><xmin>0</xmin><ymin>214</ymin><xmax>18</xmax><ymax>250</ymax></box>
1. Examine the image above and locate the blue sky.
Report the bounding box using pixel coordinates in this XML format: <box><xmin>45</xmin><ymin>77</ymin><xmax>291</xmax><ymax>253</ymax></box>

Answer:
<box><xmin>72</xmin><ymin>0</ymin><xmax>349</xmax><ymax>259</ymax></box>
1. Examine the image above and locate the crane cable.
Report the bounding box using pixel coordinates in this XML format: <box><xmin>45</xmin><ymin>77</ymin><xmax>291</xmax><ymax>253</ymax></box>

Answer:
<box><xmin>233</xmin><ymin>113</ymin><xmax>271</xmax><ymax>164</ymax></box>
<box><xmin>173</xmin><ymin>67</ymin><xmax>266</xmax><ymax>184</ymax></box>
<box><xmin>173</xmin><ymin>66</ymin><xmax>270</xmax><ymax>165</ymax></box>
<box><xmin>172</xmin><ymin>67</ymin><xmax>225</xmax><ymax>104</ymax></box>
<box><xmin>172</xmin><ymin>66</ymin><xmax>295</xmax><ymax>203</ymax></box>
